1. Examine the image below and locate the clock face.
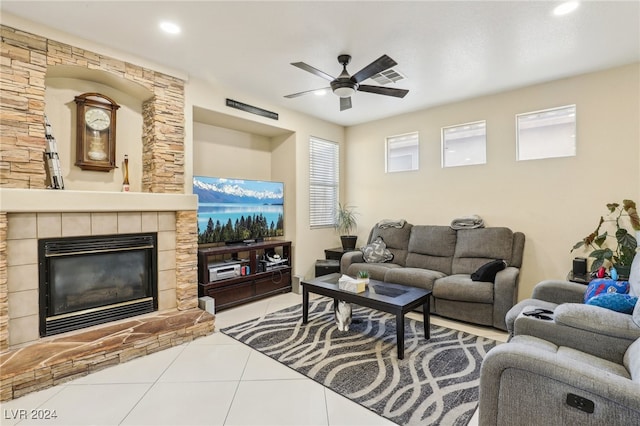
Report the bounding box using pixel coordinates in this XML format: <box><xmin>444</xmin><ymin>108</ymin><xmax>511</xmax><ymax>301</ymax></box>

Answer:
<box><xmin>85</xmin><ymin>108</ymin><xmax>111</xmax><ymax>131</ymax></box>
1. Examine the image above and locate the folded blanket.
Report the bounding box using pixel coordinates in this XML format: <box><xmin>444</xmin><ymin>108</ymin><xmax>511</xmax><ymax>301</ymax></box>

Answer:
<box><xmin>377</xmin><ymin>219</ymin><xmax>406</xmax><ymax>229</ymax></box>
<box><xmin>450</xmin><ymin>214</ymin><xmax>485</xmax><ymax>230</ymax></box>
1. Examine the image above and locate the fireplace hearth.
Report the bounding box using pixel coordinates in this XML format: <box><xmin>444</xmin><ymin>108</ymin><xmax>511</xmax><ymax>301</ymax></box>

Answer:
<box><xmin>39</xmin><ymin>233</ymin><xmax>158</xmax><ymax>336</ymax></box>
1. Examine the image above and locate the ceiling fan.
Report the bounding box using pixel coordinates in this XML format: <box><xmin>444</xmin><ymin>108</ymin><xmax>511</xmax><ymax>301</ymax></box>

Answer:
<box><xmin>284</xmin><ymin>54</ymin><xmax>409</xmax><ymax>111</ymax></box>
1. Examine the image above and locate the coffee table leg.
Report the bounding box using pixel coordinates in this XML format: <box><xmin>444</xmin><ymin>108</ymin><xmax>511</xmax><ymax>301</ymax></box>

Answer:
<box><xmin>423</xmin><ymin>301</ymin><xmax>430</xmax><ymax>339</ymax></box>
<box><xmin>396</xmin><ymin>314</ymin><xmax>404</xmax><ymax>360</ymax></box>
<box><xmin>302</xmin><ymin>287</ymin><xmax>309</xmax><ymax>324</ymax></box>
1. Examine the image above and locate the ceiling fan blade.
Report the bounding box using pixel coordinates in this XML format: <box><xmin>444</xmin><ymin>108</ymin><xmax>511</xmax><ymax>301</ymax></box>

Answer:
<box><xmin>284</xmin><ymin>87</ymin><xmax>331</xmax><ymax>98</ymax></box>
<box><xmin>340</xmin><ymin>97</ymin><xmax>352</xmax><ymax>111</ymax></box>
<box><xmin>351</xmin><ymin>55</ymin><xmax>397</xmax><ymax>84</ymax></box>
<box><xmin>358</xmin><ymin>85</ymin><xmax>409</xmax><ymax>98</ymax></box>
<box><xmin>291</xmin><ymin>62</ymin><xmax>336</xmax><ymax>82</ymax></box>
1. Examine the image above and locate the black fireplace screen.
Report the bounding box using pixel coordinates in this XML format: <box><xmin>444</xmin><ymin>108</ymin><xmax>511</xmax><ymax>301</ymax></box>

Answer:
<box><xmin>39</xmin><ymin>233</ymin><xmax>158</xmax><ymax>336</ymax></box>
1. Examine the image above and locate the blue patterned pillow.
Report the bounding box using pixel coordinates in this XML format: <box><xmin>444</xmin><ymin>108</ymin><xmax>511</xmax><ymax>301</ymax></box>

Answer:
<box><xmin>586</xmin><ymin>293</ymin><xmax>638</xmax><ymax>314</ymax></box>
<box><xmin>584</xmin><ymin>279</ymin><xmax>629</xmax><ymax>303</ymax></box>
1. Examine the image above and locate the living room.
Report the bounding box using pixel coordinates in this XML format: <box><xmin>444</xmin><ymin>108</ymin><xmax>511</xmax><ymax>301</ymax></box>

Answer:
<box><xmin>1</xmin><ymin>1</ymin><xmax>639</xmax><ymax>425</ymax></box>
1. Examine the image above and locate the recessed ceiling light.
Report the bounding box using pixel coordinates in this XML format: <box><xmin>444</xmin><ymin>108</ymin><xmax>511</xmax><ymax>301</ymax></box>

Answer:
<box><xmin>314</xmin><ymin>89</ymin><xmax>328</xmax><ymax>96</ymax></box>
<box><xmin>160</xmin><ymin>21</ymin><xmax>181</xmax><ymax>34</ymax></box>
<box><xmin>553</xmin><ymin>1</ymin><xmax>579</xmax><ymax>16</ymax></box>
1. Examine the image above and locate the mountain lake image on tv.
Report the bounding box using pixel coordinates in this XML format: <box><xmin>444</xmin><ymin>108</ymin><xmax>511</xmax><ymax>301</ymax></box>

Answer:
<box><xmin>193</xmin><ymin>176</ymin><xmax>284</xmax><ymax>244</ymax></box>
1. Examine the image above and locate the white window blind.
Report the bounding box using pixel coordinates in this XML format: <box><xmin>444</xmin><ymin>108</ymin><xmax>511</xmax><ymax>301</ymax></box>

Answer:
<box><xmin>309</xmin><ymin>137</ymin><xmax>339</xmax><ymax>228</ymax></box>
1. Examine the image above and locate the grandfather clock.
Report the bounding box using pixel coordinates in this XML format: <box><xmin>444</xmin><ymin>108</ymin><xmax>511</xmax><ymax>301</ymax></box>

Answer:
<box><xmin>74</xmin><ymin>92</ymin><xmax>120</xmax><ymax>172</ymax></box>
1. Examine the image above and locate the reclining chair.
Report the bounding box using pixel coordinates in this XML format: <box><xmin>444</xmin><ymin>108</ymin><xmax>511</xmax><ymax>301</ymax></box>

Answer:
<box><xmin>479</xmin><ymin>334</ymin><xmax>640</xmax><ymax>425</ymax></box>
<box><xmin>505</xmin><ymin>279</ymin><xmax>640</xmax><ymax>363</ymax></box>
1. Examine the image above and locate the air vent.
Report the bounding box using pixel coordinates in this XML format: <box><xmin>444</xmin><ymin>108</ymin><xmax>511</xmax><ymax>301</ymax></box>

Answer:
<box><xmin>370</xmin><ymin>69</ymin><xmax>405</xmax><ymax>85</ymax></box>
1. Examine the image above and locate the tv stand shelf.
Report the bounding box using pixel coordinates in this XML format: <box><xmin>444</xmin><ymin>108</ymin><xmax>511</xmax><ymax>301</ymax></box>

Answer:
<box><xmin>198</xmin><ymin>240</ymin><xmax>292</xmax><ymax>311</ymax></box>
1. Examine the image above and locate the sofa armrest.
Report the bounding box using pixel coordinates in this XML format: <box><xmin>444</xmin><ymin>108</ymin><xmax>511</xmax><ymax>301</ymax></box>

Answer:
<box><xmin>513</xmin><ymin>303</ymin><xmax>640</xmax><ymax>363</ymax></box>
<box><xmin>531</xmin><ymin>279</ymin><xmax>586</xmax><ymax>304</ymax></box>
<box><xmin>554</xmin><ymin>303</ymin><xmax>640</xmax><ymax>341</ymax></box>
<box><xmin>492</xmin><ymin>267</ymin><xmax>520</xmax><ymax>330</ymax></box>
<box><xmin>340</xmin><ymin>250</ymin><xmax>363</xmax><ymax>274</ymax></box>
<box><xmin>479</xmin><ymin>336</ymin><xmax>640</xmax><ymax>426</ymax></box>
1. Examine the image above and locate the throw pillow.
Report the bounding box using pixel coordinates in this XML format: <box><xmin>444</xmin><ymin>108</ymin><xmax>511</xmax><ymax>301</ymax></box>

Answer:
<box><xmin>361</xmin><ymin>236</ymin><xmax>394</xmax><ymax>263</ymax></box>
<box><xmin>584</xmin><ymin>279</ymin><xmax>629</xmax><ymax>303</ymax></box>
<box><xmin>633</xmin><ymin>298</ymin><xmax>640</xmax><ymax>328</ymax></box>
<box><xmin>586</xmin><ymin>293</ymin><xmax>638</xmax><ymax>314</ymax></box>
<box><xmin>471</xmin><ymin>259</ymin><xmax>507</xmax><ymax>283</ymax></box>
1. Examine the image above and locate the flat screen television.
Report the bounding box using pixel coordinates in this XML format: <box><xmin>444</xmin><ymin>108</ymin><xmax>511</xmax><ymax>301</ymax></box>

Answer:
<box><xmin>193</xmin><ymin>176</ymin><xmax>284</xmax><ymax>244</ymax></box>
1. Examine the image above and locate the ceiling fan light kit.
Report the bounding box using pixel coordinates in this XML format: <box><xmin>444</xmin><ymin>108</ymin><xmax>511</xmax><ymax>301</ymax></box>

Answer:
<box><xmin>285</xmin><ymin>54</ymin><xmax>409</xmax><ymax>111</ymax></box>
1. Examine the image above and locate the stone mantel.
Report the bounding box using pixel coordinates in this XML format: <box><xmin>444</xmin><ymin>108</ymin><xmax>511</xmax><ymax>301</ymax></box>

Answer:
<box><xmin>0</xmin><ymin>188</ymin><xmax>197</xmax><ymax>213</ymax></box>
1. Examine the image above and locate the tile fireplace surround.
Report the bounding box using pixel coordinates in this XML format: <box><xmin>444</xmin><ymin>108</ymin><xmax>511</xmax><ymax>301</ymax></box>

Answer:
<box><xmin>0</xmin><ymin>188</ymin><xmax>216</xmax><ymax>401</ymax></box>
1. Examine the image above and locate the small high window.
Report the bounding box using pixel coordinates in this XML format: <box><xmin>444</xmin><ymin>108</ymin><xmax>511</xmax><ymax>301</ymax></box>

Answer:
<box><xmin>441</xmin><ymin>121</ymin><xmax>486</xmax><ymax>168</ymax></box>
<box><xmin>516</xmin><ymin>105</ymin><xmax>576</xmax><ymax>161</ymax></box>
<box><xmin>386</xmin><ymin>132</ymin><xmax>419</xmax><ymax>172</ymax></box>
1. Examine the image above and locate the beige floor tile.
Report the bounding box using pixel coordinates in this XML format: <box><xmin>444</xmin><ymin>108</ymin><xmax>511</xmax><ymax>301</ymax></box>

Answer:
<box><xmin>225</xmin><ymin>379</ymin><xmax>328</xmax><ymax>426</ymax></box>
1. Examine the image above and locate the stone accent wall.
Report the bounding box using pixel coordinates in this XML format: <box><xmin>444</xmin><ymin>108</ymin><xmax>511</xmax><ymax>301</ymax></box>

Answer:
<box><xmin>175</xmin><ymin>210</ymin><xmax>199</xmax><ymax>310</ymax></box>
<box><xmin>0</xmin><ymin>25</ymin><xmax>185</xmax><ymax>193</ymax></box>
<box><xmin>0</xmin><ymin>213</ymin><xmax>7</xmax><ymax>352</ymax></box>
<box><xmin>0</xmin><ymin>27</ymin><xmax>48</xmax><ymax>188</ymax></box>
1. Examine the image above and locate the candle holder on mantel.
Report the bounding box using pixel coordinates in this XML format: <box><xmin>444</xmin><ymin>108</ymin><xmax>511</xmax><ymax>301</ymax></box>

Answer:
<box><xmin>122</xmin><ymin>154</ymin><xmax>130</xmax><ymax>192</ymax></box>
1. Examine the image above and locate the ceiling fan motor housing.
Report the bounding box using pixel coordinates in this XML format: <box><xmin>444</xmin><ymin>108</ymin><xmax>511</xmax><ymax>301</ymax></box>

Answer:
<box><xmin>332</xmin><ymin>54</ymin><xmax>357</xmax><ymax>97</ymax></box>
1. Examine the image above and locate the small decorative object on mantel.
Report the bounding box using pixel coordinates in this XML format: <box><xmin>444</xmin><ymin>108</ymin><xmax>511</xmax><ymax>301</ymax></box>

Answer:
<box><xmin>122</xmin><ymin>154</ymin><xmax>130</xmax><ymax>192</ymax></box>
<box><xmin>43</xmin><ymin>115</ymin><xmax>64</xmax><ymax>189</ymax></box>
<box><xmin>74</xmin><ymin>92</ymin><xmax>120</xmax><ymax>172</ymax></box>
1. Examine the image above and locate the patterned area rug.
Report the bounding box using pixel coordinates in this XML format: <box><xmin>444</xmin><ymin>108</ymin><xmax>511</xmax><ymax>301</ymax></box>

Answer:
<box><xmin>221</xmin><ymin>298</ymin><xmax>497</xmax><ymax>426</ymax></box>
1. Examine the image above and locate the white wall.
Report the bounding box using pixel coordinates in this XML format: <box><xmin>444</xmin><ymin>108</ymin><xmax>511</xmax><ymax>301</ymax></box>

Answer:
<box><xmin>344</xmin><ymin>64</ymin><xmax>640</xmax><ymax>300</ymax></box>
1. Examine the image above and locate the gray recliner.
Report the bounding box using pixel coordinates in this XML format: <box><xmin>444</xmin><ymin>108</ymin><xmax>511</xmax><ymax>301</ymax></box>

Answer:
<box><xmin>505</xmin><ymin>279</ymin><xmax>640</xmax><ymax>363</ymax></box>
<box><xmin>479</xmin><ymin>334</ymin><xmax>640</xmax><ymax>425</ymax></box>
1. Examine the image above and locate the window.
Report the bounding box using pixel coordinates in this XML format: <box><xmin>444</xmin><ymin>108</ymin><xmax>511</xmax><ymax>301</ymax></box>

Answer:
<box><xmin>386</xmin><ymin>132</ymin><xmax>419</xmax><ymax>172</ymax></box>
<box><xmin>441</xmin><ymin>121</ymin><xmax>487</xmax><ymax>167</ymax></box>
<box><xmin>516</xmin><ymin>105</ymin><xmax>576</xmax><ymax>161</ymax></box>
<box><xmin>309</xmin><ymin>137</ymin><xmax>339</xmax><ymax>228</ymax></box>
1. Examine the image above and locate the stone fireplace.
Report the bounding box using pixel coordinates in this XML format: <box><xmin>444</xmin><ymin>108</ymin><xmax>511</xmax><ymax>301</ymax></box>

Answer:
<box><xmin>0</xmin><ymin>189</ymin><xmax>215</xmax><ymax>401</ymax></box>
<box><xmin>0</xmin><ymin>24</ymin><xmax>215</xmax><ymax>402</ymax></box>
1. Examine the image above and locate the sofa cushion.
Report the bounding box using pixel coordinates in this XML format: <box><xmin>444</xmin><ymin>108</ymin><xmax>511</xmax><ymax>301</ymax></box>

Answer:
<box><xmin>361</xmin><ymin>236</ymin><xmax>394</xmax><ymax>263</ymax></box>
<box><xmin>369</xmin><ymin>223</ymin><xmax>413</xmax><ymax>266</ymax></box>
<box><xmin>451</xmin><ymin>227</ymin><xmax>514</xmax><ymax>275</ymax></box>
<box><xmin>405</xmin><ymin>226</ymin><xmax>457</xmax><ymax>274</ymax></box>
<box><xmin>433</xmin><ymin>274</ymin><xmax>494</xmax><ymax>303</ymax></box>
<box><xmin>346</xmin><ymin>262</ymin><xmax>401</xmax><ymax>281</ymax></box>
<box><xmin>383</xmin><ymin>267</ymin><xmax>445</xmax><ymax>291</ymax></box>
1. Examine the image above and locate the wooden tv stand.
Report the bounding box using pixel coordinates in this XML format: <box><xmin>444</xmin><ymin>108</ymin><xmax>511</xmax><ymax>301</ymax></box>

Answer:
<box><xmin>197</xmin><ymin>240</ymin><xmax>292</xmax><ymax>311</ymax></box>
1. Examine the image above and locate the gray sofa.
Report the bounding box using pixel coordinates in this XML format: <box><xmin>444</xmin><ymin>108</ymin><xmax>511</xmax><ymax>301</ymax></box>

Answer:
<box><xmin>479</xmin><ymin>334</ymin><xmax>640</xmax><ymax>425</ymax></box>
<box><xmin>341</xmin><ymin>223</ymin><xmax>525</xmax><ymax>330</ymax></box>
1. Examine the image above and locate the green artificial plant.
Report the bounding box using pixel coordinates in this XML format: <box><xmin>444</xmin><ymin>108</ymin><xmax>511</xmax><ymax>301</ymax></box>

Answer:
<box><xmin>334</xmin><ymin>203</ymin><xmax>358</xmax><ymax>236</ymax></box>
<box><xmin>571</xmin><ymin>199</ymin><xmax>640</xmax><ymax>272</ymax></box>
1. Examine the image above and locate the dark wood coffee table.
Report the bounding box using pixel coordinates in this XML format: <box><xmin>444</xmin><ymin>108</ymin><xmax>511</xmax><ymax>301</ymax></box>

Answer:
<box><xmin>301</xmin><ymin>273</ymin><xmax>431</xmax><ymax>359</ymax></box>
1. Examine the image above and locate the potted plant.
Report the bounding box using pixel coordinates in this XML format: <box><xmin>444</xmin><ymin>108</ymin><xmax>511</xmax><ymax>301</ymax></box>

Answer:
<box><xmin>571</xmin><ymin>199</ymin><xmax>640</xmax><ymax>278</ymax></box>
<box><xmin>357</xmin><ymin>270</ymin><xmax>370</xmax><ymax>284</ymax></box>
<box><xmin>334</xmin><ymin>203</ymin><xmax>358</xmax><ymax>250</ymax></box>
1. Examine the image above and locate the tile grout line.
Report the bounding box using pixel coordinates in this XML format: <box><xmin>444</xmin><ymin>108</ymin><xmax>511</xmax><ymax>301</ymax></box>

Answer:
<box><xmin>117</xmin><ymin>343</ymin><xmax>190</xmax><ymax>425</ymax></box>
